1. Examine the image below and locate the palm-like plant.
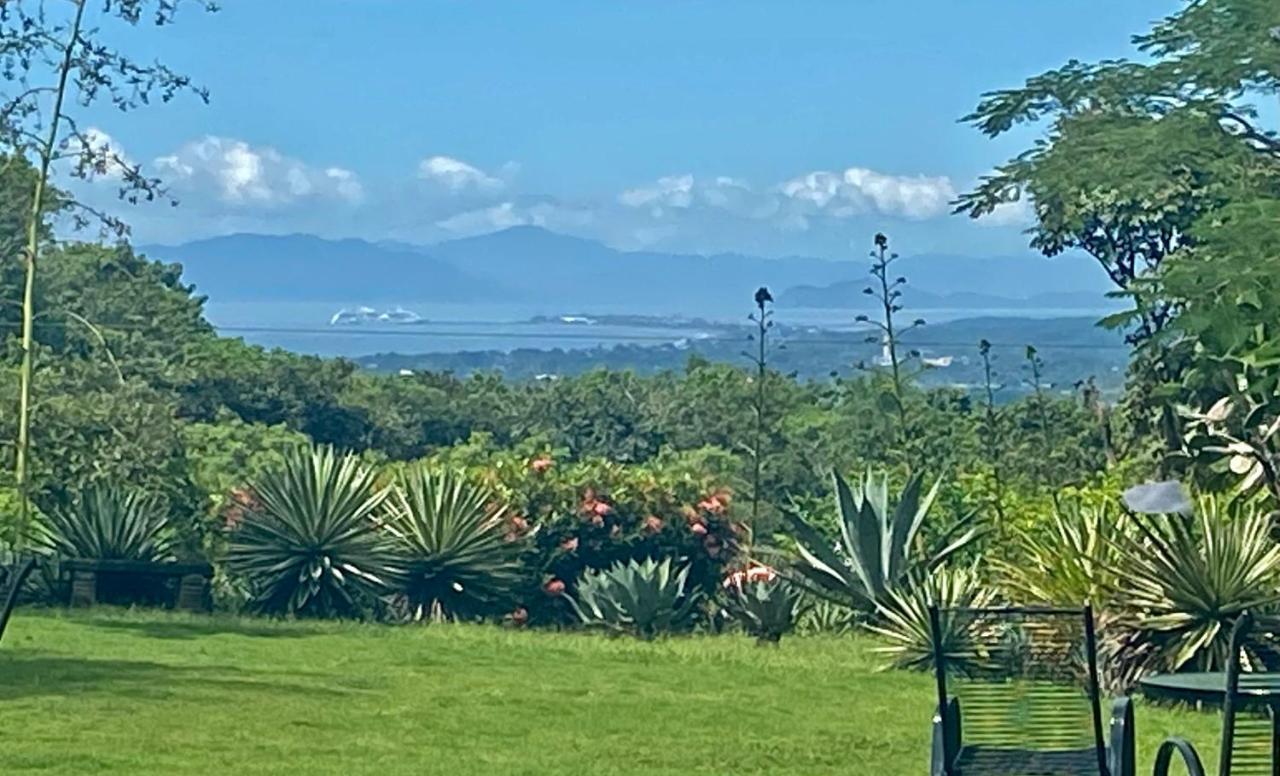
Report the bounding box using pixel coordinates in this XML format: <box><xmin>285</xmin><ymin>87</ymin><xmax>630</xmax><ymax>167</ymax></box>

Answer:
<box><xmin>226</xmin><ymin>446</ymin><xmax>396</xmax><ymax>617</ymax></box>
<box><xmin>567</xmin><ymin>557</ymin><xmax>700</xmax><ymax>639</ymax></box>
<box><xmin>996</xmin><ymin>499</ymin><xmax>1125</xmax><ymax>608</ymax></box>
<box><xmin>383</xmin><ymin>467</ymin><xmax>520</xmax><ymax>621</ymax></box>
<box><xmin>784</xmin><ymin>469</ymin><xmax>978</xmax><ymax>612</ymax></box>
<box><xmin>1104</xmin><ymin>495</ymin><xmax>1280</xmax><ymax>686</ymax></box>
<box><xmin>867</xmin><ymin>565</ymin><xmax>998</xmax><ymax>673</ymax></box>
<box><xmin>44</xmin><ymin>486</ymin><xmax>175</xmax><ymax>561</ymax></box>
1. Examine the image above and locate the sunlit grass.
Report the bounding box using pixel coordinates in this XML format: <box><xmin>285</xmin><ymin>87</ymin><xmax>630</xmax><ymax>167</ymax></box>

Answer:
<box><xmin>0</xmin><ymin>608</ymin><xmax>1224</xmax><ymax>774</ymax></box>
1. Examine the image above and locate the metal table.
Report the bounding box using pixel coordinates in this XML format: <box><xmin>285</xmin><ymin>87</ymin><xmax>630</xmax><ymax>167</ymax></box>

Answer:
<box><xmin>1141</xmin><ymin>672</ymin><xmax>1280</xmax><ymax>775</ymax></box>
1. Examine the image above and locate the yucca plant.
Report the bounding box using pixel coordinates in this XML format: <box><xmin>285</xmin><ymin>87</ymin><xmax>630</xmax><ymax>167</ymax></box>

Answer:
<box><xmin>567</xmin><ymin>557</ymin><xmax>700</xmax><ymax>639</ymax></box>
<box><xmin>44</xmin><ymin>486</ymin><xmax>175</xmax><ymax>562</ymax></box>
<box><xmin>867</xmin><ymin>565</ymin><xmax>998</xmax><ymax>673</ymax></box>
<box><xmin>797</xmin><ymin>598</ymin><xmax>857</xmax><ymax>635</ymax></box>
<box><xmin>226</xmin><ymin>446</ymin><xmax>396</xmax><ymax>618</ymax></box>
<box><xmin>784</xmin><ymin>469</ymin><xmax>978</xmax><ymax>613</ymax></box>
<box><xmin>1103</xmin><ymin>495</ymin><xmax>1280</xmax><ymax>687</ymax></box>
<box><xmin>383</xmin><ymin>467</ymin><xmax>520</xmax><ymax>622</ymax></box>
<box><xmin>724</xmin><ymin>577</ymin><xmax>805</xmax><ymax>644</ymax></box>
<box><xmin>995</xmin><ymin>499</ymin><xmax>1126</xmax><ymax>608</ymax></box>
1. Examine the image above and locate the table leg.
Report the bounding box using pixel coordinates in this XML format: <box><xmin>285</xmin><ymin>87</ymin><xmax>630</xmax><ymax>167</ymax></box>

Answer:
<box><xmin>1271</xmin><ymin>702</ymin><xmax>1280</xmax><ymax>776</ymax></box>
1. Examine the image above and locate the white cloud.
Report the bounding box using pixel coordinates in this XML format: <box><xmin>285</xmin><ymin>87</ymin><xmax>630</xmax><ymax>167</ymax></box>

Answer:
<box><xmin>975</xmin><ymin>195</ymin><xmax>1035</xmax><ymax>228</ymax></box>
<box><xmin>418</xmin><ymin>155</ymin><xmax>504</xmax><ymax>192</ymax></box>
<box><xmin>155</xmin><ymin>136</ymin><xmax>364</xmax><ymax>206</ymax></box>
<box><xmin>618</xmin><ymin>174</ymin><xmax>694</xmax><ymax>211</ymax></box>
<box><xmin>780</xmin><ymin>167</ymin><xmax>956</xmax><ymax>220</ymax></box>
<box><xmin>435</xmin><ymin>199</ymin><xmax>593</xmax><ymax>237</ymax></box>
<box><xmin>68</xmin><ymin>127</ymin><xmax>136</xmax><ymax>180</ymax></box>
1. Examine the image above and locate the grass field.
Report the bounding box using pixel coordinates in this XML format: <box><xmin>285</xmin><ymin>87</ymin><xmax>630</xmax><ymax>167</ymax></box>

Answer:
<box><xmin>0</xmin><ymin>608</ymin><xmax>1223</xmax><ymax>774</ymax></box>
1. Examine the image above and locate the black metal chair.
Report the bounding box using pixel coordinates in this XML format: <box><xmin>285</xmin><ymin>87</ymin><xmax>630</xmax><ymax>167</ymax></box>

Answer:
<box><xmin>1153</xmin><ymin>611</ymin><xmax>1280</xmax><ymax>776</ymax></box>
<box><xmin>928</xmin><ymin>605</ymin><xmax>1135</xmax><ymax>776</ymax></box>
<box><xmin>0</xmin><ymin>554</ymin><xmax>37</xmax><ymax>645</ymax></box>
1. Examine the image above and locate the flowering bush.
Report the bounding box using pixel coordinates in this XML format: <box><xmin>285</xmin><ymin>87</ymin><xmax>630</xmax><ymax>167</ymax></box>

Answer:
<box><xmin>420</xmin><ymin>435</ymin><xmax>744</xmax><ymax>623</ymax></box>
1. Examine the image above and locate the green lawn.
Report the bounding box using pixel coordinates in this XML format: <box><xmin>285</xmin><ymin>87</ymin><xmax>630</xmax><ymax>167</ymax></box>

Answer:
<box><xmin>0</xmin><ymin>609</ymin><xmax>1223</xmax><ymax>774</ymax></box>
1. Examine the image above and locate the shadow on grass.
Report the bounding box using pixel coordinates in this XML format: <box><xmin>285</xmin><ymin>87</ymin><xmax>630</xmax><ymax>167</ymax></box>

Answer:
<box><xmin>0</xmin><ymin>653</ymin><xmax>349</xmax><ymax>702</ymax></box>
<box><xmin>82</xmin><ymin>616</ymin><xmax>316</xmax><ymax>641</ymax></box>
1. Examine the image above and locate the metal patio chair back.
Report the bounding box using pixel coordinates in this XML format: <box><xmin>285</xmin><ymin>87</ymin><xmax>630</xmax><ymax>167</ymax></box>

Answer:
<box><xmin>1154</xmin><ymin>611</ymin><xmax>1280</xmax><ymax>776</ymax></box>
<box><xmin>929</xmin><ymin>604</ymin><xmax>1134</xmax><ymax>776</ymax></box>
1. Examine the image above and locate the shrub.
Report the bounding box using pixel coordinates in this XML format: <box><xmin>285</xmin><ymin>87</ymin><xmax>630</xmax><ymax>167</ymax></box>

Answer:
<box><xmin>1102</xmin><ymin>495</ymin><xmax>1280</xmax><ymax>688</ymax></box>
<box><xmin>566</xmin><ymin>557</ymin><xmax>700</xmax><ymax>639</ymax></box>
<box><xmin>867</xmin><ymin>565</ymin><xmax>998</xmax><ymax>672</ymax></box>
<box><xmin>784</xmin><ymin>469</ymin><xmax>978</xmax><ymax>613</ymax></box>
<box><xmin>420</xmin><ymin>437</ymin><xmax>743</xmax><ymax>624</ymax></box>
<box><xmin>225</xmin><ymin>446</ymin><xmax>396</xmax><ymax>617</ymax></box>
<box><xmin>383</xmin><ymin>467</ymin><xmax>520</xmax><ymax>621</ymax></box>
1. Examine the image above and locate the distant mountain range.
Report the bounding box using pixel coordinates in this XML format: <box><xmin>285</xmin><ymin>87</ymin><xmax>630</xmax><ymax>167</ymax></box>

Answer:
<box><xmin>779</xmin><ymin>281</ymin><xmax>1116</xmax><ymax>311</ymax></box>
<box><xmin>141</xmin><ymin>226</ymin><xmax>1113</xmax><ymax>311</ymax></box>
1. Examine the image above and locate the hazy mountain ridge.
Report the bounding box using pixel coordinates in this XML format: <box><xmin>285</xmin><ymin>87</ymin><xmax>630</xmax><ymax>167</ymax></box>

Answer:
<box><xmin>780</xmin><ymin>280</ymin><xmax>1116</xmax><ymax>311</ymax></box>
<box><xmin>144</xmin><ymin>226</ymin><xmax>1112</xmax><ymax>308</ymax></box>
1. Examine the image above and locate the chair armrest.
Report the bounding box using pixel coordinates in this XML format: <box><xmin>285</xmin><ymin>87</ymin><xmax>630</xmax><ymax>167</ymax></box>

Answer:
<box><xmin>1108</xmin><ymin>696</ymin><xmax>1135</xmax><ymax>776</ymax></box>
<box><xmin>930</xmin><ymin>698</ymin><xmax>962</xmax><ymax>776</ymax></box>
<box><xmin>0</xmin><ymin>556</ymin><xmax>37</xmax><ymax>645</ymax></box>
<box><xmin>1152</xmin><ymin>737</ymin><xmax>1206</xmax><ymax>776</ymax></box>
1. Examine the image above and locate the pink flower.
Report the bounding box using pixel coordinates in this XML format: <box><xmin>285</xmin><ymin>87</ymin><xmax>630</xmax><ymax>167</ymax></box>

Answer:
<box><xmin>510</xmin><ymin>515</ymin><xmax>529</xmax><ymax>533</ymax></box>
<box><xmin>723</xmin><ymin>564</ymin><xmax>778</xmax><ymax>590</ymax></box>
<box><xmin>590</xmin><ymin>514</ymin><xmax>605</xmax><ymax>528</ymax></box>
<box><xmin>644</xmin><ymin>515</ymin><xmax>664</xmax><ymax>533</ymax></box>
<box><xmin>593</xmin><ymin>501</ymin><xmax>613</xmax><ymax>517</ymax></box>
<box><xmin>560</xmin><ymin>536</ymin><xmax>579</xmax><ymax>552</ymax></box>
<box><xmin>697</xmin><ymin>495</ymin><xmax>726</xmax><ymax>515</ymax></box>
<box><xmin>689</xmin><ymin>522</ymin><xmax>708</xmax><ymax>536</ymax></box>
<box><xmin>510</xmin><ymin>607</ymin><xmax>529</xmax><ymax>626</ymax></box>
<box><xmin>544</xmin><ymin>579</ymin><xmax>566</xmax><ymax>596</ymax></box>
<box><xmin>531</xmin><ymin>457</ymin><xmax>554</xmax><ymax>473</ymax></box>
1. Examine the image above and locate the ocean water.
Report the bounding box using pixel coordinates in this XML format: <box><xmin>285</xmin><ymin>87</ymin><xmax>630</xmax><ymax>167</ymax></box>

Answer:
<box><xmin>202</xmin><ymin>300</ymin><xmax>1115</xmax><ymax>358</ymax></box>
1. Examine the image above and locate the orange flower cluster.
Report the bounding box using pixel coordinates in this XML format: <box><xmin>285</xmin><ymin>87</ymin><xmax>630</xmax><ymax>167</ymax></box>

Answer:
<box><xmin>722</xmin><ymin>563</ymin><xmax>778</xmax><ymax>591</ymax></box>
<box><xmin>221</xmin><ymin>487</ymin><xmax>262</xmax><ymax>530</ymax></box>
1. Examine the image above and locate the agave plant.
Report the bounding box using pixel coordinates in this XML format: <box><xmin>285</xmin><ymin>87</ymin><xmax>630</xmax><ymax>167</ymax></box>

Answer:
<box><xmin>784</xmin><ymin>469</ymin><xmax>978</xmax><ymax>613</ymax></box>
<box><xmin>1103</xmin><ymin>495</ymin><xmax>1280</xmax><ymax>687</ymax></box>
<box><xmin>723</xmin><ymin>576</ymin><xmax>805</xmax><ymax>644</ymax></box>
<box><xmin>995</xmin><ymin>499</ymin><xmax>1126</xmax><ymax>608</ymax></box>
<box><xmin>867</xmin><ymin>565</ymin><xmax>998</xmax><ymax>673</ymax></box>
<box><xmin>226</xmin><ymin>446</ymin><xmax>396</xmax><ymax>617</ymax></box>
<box><xmin>566</xmin><ymin>557</ymin><xmax>700</xmax><ymax>639</ymax></box>
<box><xmin>382</xmin><ymin>467</ymin><xmax>521</xmax><ymax>621</ymax></box>
<box><xmin>44</xmin><ymin>486</ymin><xmax>175</xmax><ymax>562</ymax></box>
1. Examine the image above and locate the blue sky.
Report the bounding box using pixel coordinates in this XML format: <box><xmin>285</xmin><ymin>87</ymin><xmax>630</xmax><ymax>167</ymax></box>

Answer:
<box><xmin>76</xmin><ymin>0</ymin><xmax>1183</xmax><ymax>258</ymax></box>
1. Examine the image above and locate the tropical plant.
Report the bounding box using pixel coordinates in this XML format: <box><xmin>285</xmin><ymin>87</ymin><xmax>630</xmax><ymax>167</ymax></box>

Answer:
<box><xmin>226</xmin><ymin>446</ymin><xmax>395</xmax><ymax>617</ymax></box>
<box><xmin>723</xmin><ymin>570</ymin><xmax>804</xmax><ymax>644</ymax></box>
<box><xmin>784</xmin><ymin>469</ymin><xmax>978</xmax><ymax>612</ymax></box>
<box><xmin>995</xmin><ymin>499</ymin><xmax>1126</xmax><ymax>608</ymax></box>
<box><xmin>43</xmin><ymin>486</ymin><xmax>175</xmax><ymax>562</ymax></box>
<box><xmin>797</xmin><ymin>599</ymin><xmax>857</xmax><ymax>636</ymax></box>
<box><xmin>867</xmin><ymin>565</ymin><xmax>998</xmax><ymax>673</ymax></box>
<box><xmin>1103</xmin><ymin>495</ymin><xmax>1280</xmax><ymax>687</ymax></box>
<box><xmin>566</xmin><ymin>557</ymin><xmax>700</xmax><ymax>639</ymax></box>
<box><xmin>383</xmin><ymin>466</ymin><xmax>521</xmax><ymax>621</ymax></box>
